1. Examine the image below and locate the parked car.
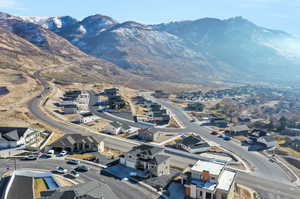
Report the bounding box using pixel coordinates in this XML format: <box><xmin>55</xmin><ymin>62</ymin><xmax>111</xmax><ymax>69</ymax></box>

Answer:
<box><xmin>56</xmin><ymin>166</ymin><xmax>67</xmax><ymax>174</ymax></box>
<box><xmin>217</xmin><ymin>134</ymin><xmax>224</xmax><ymax>138</ymax></box>
<box><xmin>70</xmin><ymin>170</ymin><xmax>80</xmax><ymax>178</ymax></box>
<box><xmin>67</xmin><ymin>159</ymin><xmax>80</xmax><ymax>165</ymax></box>
<box><xmin>23</xmin><ymin>155</ymin><xmax>38</xmax><ymax>160</ymax></box>
<box><xmin>47</xmin><ymin>150</ymin><xmax>55</xmax><ymax>157</ymax></box>
<box><xmin>211</xmin><ymin>131</ymin><xmax>218</xmax><ymax>135</ymax></box>
<box><xmin>59</xmin><ymin>150</ymin><xmax>68</xmax><ymax>156</ymax></box>
<box><xmin>75</xmin><ymin>165</ymin><xmax>89</xmax><ymax>172</ymax></box>
<box><xmin>223</xmin><ymin>136</ymin><xmax>231</xmax><ymax>141</ymax></box>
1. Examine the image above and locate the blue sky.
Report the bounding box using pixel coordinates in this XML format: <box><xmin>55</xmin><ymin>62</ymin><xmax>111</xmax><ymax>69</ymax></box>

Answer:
<box><xmin>0</xmin><ymin>0</ymin><xmax>299</xmax><ymax>35</ymax></box>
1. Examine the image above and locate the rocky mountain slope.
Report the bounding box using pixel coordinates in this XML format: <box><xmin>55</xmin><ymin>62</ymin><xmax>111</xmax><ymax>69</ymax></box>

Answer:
<box><xmin>6</xmin><ymin>12</ymin><xmax>300</xmax><ymax>85</ymax></box>
<box><xmin>0</xmin><ymin>12</ymin><xmax>134</xmax><ymax>84</ymax></box>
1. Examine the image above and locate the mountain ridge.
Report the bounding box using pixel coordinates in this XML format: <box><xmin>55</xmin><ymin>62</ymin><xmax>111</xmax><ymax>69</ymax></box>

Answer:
<box><xmin>4</xmin><ymin>12</ymin><xmax>300</xmax><ymax>86</ymax></box>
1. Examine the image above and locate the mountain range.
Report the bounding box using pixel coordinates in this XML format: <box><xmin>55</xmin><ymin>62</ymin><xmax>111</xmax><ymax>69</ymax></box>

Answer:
<box><xmin>1</xmin><ymin>12</ymin><xmax>300</xmax><ymax>87</ymax></box>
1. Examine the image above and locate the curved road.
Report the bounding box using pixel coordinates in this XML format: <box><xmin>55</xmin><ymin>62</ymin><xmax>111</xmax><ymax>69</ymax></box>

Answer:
<box><xmin>26</xmin><ymin>71</ymin><xmax>299</xmax><ymax>199</ymax></box>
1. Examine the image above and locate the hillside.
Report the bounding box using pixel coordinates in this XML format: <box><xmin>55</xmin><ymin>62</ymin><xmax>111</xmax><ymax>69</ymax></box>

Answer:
<box><xmin>4</xmin><ymin>12</ymin><xmax>300</xmax><ymax>86</ymax></box>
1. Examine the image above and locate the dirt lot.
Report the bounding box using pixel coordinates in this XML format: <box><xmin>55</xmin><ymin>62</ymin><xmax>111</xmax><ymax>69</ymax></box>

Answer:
<box><xmin>0</xmin><ymin>69</ymin><xmax>42</xmax><ymax>127</ymax></box>
<box><xmin>155</xmin><ymin>132</ymin><xmax>181</xmax><ymax>143</ymax></box>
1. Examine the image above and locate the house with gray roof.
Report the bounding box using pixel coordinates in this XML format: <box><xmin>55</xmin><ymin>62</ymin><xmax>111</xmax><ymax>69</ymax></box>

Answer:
<box><xmin>103</xmin><ymin>121</ymin><xmax>131</xmax><ymax>135</ymax></box>
<box><xmin>41</xmin><ymin>181</ymin><xmax>118</xmax><ymax>199</ymax></box>
<box><xmin>137</xmin><ymin>128</ymin><xmax>160</xmax><ymax>142</ymax></box>
<box><xmin>176</xmin><ymin>135</ymin><xmax>210</xmax><ymax>153</ymax></box>
<box><xmin>228</xmin><ymin>125</ymin><xmax>250</xmax><ymax>136</ymax></box>
<box><xmin>48</xmin><ymin>134</ymin><xmax>104</xmax><ymax>153</ymax></box>
<box><xmin>0</xmin><ymin>127</ymin><xmax>40</xmax><ymax>150</ymax></box>
<box><xmin>256</xmin><ymin>136</ymin><xmax>277</xmax><ymax>149</ymax></box>
<box><xmin>120</xmin><ymin>144</ymin><xmax>170</xmax><ymax>177</ymax></box>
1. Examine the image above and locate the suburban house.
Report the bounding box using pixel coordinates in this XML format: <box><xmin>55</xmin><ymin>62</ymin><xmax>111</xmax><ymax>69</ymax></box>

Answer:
<box><xmin>131</xmin><ymin>96</ymin><xmax>146</xmax><ymax>105</ymax></box>
<box><xmin>120</xmin><ymin>144</ymin><xmax>170</xmax><ymax>177</ymax></box>
<box><xmin>62</xmin><ymin>104</ymin><xmax>78</xmax><ymax>114</ymax></box>
<box><xmin>208</xmin><ymin>117</ymin><xmax>228</xmax><ymax>128</ymax></box>
<box><xmin>107</xmin><ymin>95</ymin><xmax>126</xmax><ymax>109</ymax></box>
<box><xmin>0</xmin><ymin>127</ymin><xmax>41</xmax><ymax>149</ymax></box>
<box><xmin>285</xmin><ymin>137</ymin><xmax>300</xmax><ymax>152</ymax></box>
<box><xmin>256</xmin><ymin>136</ymin><xmax>277</xmax><ymax>149</ymax></box>
<box><xmin>103</xmin><ymin>88</ymin><xmax>118</xmax><ymax>96</ymax></box>
<box><xmin>184</xmin><ymin>160</ymin><xmax>236</xmax><ymax>199</ymax></box>
<box><xmin>280</xmin><ymin>128</ymin><xmax>300</xmax><ymax>137</ymax></box>
<box><xmin>227</xmin><ymin>125</ymin><xmax>250</xmax><ymax>136</ymax></box>
<box><xmin>48</xmin><ymin>134</ymin><xmax>105</xmax><ymax>153</ymax></box>
<box><xmin>76</xmin><ymin>112</ymin><xmax>98</xmax><ymax>124</ymax></box>
<box><xmin>61</xmin><ymin>90</ymin><xmax>90</xmax><ymax>113</ymax></box>
<box><xmin>186</xmin><ymin>103</ymin><xmax>205</xmax><ymax>112</ymax></box>
<box><xmin>149</xmin><ymin>103</ymin><xmax>162</xmax><ymax>111</ymax></box>
<box><xmin>41</xmin><ymin>181</ymin><xmax>118</xmax><ymax>199</ymax></box>
<box><xmin>138</xmin><ymin>128</ymin><xmax>160</xmax><ymax>142</ymax></box>
<box><xmin>103</xmin><ymin>121</ymin><xmax>131</xmax><ymax>135</ymax></box>
<box><xmin>152</xmin><ymin>90</ymin><xmax>170</xmax><ymax>98</ymax></box>
<box><xmin>237</xmin><ymin>116</ymin><xmax>251</xmax><ymax>123</ymax></box>
<box><xmin>176</xmin><ymin>135</ymin><xmax>210</xmax><ymax>153</ymax></box>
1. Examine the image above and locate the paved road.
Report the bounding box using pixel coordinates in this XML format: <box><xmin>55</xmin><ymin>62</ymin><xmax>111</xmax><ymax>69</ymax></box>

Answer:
<box><xmin>26</xmin><ymin>72</ymin><xmax>299</xmax><ymax>198</ymax></box>
<box><xmin>144</xmin><ymin>93</ymin><xmax>292</xmax><ymax>184</ymax></box>
<box><xmin>0</xmin><ymin>158</ymin><xmax>158</xmax><ymax>199</ymax></box>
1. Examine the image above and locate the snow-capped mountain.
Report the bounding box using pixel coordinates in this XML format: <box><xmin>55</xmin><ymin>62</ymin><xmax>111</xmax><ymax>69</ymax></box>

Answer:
<box><xmin>2</xmin><ymin>12</ymin><xmax>300</xmax><ymax>85</ymax></box>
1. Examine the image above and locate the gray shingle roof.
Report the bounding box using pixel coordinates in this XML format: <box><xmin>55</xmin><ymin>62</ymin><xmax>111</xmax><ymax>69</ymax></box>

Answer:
<box><xmin>0</xmin><ymin>127</ymin><xmax>29</xmax><ymax>142</ymax></box>
<box><xmin>42</xmin><ymin>181</ymin><xmax>118</xmax><ymax>199</ymax></box>
<box><xmin>230</xmin><ymin>125</ymin><xmax>249</xmax><ymax>132</ymax></box>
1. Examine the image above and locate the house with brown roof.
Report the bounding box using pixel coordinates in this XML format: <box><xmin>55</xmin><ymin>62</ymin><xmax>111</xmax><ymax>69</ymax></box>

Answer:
<box><xmin>48</xmin><ymin>134</ymin><xmax>104</xmax><ymax>153</ymax></box>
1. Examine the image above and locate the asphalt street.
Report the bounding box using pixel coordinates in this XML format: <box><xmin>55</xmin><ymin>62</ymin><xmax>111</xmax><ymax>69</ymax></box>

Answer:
<box><xmin>144</xmin><ymin>93</ymin><xmax>292</xmax><ymax>185</ymax></box>
<box><xmin>24</xmin><ymin>72</ymin><xmax>300</xmax><ymax>198</ymax></box>
<box><xmin>0</xmin><ymin>158</ymin><xmax>157</xmax><ymax>199</ymax></box>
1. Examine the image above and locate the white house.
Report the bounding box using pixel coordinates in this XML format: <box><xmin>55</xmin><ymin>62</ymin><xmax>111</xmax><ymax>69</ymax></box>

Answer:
<box><xmin>185</xmin><ymin>160</ymin><xmax>236</xmax><ymax>199</ymax></box>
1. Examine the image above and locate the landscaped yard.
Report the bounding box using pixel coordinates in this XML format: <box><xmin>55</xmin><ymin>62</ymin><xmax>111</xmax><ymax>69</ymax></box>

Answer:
<box><xmin>34</xmin><ymin>178</ymin><xmax>48</xmax><ymax>198</ymax></box>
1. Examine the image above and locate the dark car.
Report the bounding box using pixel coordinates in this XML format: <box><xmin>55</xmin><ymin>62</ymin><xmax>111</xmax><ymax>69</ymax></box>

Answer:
<box><xmin>75</xmin><ymin>165</ymin><xmax>89</xmax><ymax>172</ymax></box>
<box><xmin>223</xmin><ymin>136</ymin><xmax>231</xmax><ymax>141</ymax></box>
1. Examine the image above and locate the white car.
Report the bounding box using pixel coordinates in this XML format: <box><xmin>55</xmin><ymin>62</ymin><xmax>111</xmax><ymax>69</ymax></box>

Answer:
<box><xmin>47</xmin><ymin>150</ymin><xmax>55</xmax><ymax>157</ymax></box>
<box><xmin>59</xmin><ymin>150</ymin><xmax>68</xmax><ymax>156</ymax></box>
<box><xmin>56</xmin><ymin>166</ymin><xmax>67</xmax><ymax>174</ymax></box>
<box><xmin>70</xmin><ymin>170</ymin><xmax>80</xmax><ymax>178</ymax></box>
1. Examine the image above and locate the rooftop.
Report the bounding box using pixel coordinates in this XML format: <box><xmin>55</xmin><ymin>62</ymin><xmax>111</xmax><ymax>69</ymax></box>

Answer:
<box><xmin>191</xmin><ymin>160</ymin><xmax>224</xmax><ymax>176</ymax></box>
<box><xmin>230</xmin><ymin>125</ymin><xmax>249</xmax><ymax>132</ymax></box>
<box><xmin>216</xmin><ymin>170</ymin><xmax>236</xmax><ymax>191</ymax></box>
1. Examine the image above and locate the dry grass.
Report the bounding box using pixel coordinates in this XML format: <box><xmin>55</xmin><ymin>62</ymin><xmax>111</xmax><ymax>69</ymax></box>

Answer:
<box><xmin>67</xmin><ymin>153</ymin><xmax>94</xmax><ymax>160</ymax></box>
<box><xmin>234</xmin><ymin>184</ymin><xmax>255</xmax><ymax>199</ymax></box>
<box><xmin>209</xmin><ymin>146</ymin><xmax>222</xmax><ymax>151</ymax></box>
<box><xmin>166</xmin><ymin>136</ymin><xmax>183</xmax><ymax>145</ymax></box>
<box><xmin>102</xmin><ymin>147</ymin><xmax>122</xmax><ymax>158</ymax></box>
<box><xmin>34</xmin><ymin>178</ymin><xmax>48</xmax><ymax>199</ymax></box>
<box><xmin>53</xmin><ymin>175</ymin><xmax>75</xmax><ymax>187</ymax></box>
<box><xmin>279</xmin><ymin>147</ymin><xmax>300</xmax><ymax>158</ymax></box>
<box><xmin>167</xmin><ymin>117</ymin><xmax>181</xmax><ymax>128</ymax></box>
<box><xmin>46</xmin><ymin>132</ymin><xmax>64</xmax><ymax>145</ymax></box>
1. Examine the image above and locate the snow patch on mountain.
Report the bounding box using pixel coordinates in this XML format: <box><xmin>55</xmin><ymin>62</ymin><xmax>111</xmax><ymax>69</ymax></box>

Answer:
<box><xmin>20</xmin><ymin>16</ymin><xmax>50</xmax><ymax>25</ymax></box>
<box><xmin>78</xmin><ymin>25</ymin><xmax>86</xmax><ymax>34</ymax></box>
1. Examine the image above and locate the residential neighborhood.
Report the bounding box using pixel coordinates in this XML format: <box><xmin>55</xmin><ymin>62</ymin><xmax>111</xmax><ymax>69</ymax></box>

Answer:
<box><xmin>1</xmin><ymin>87</ymin><xmax>300</xmax><ymax>199</ymax></box>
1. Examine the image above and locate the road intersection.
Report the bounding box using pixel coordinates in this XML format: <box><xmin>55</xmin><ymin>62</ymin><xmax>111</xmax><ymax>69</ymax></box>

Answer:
<box><xmin>24</xmin><ymin>72</ymin><xmax>300</xmax><ymax>198</ymax></box>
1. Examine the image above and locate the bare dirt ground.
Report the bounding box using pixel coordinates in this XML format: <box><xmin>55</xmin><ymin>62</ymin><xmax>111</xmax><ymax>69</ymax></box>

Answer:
<box><xmin>0</xmin><ymin>69</ymin><xmax>41</xmax><ymax>127</ymax></box>
<box><xmin>234</xmin><ymin>184</ymin><xmax>257</xmax><ymax>199</ymax></box>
